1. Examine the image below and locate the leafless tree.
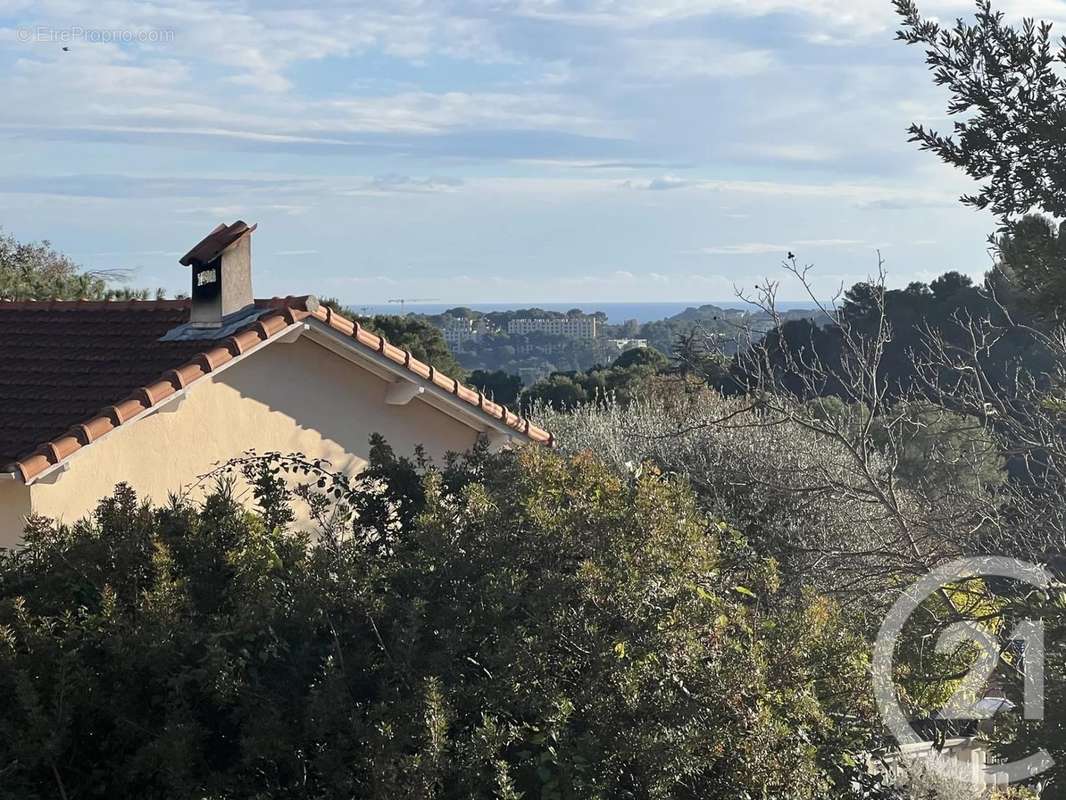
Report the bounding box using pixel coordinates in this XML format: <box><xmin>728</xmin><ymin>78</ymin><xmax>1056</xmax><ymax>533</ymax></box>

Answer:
<box><xmin>541</xmin><ymin>256</ymin><xmax>1064</xmax><ymax>617</ymax></box>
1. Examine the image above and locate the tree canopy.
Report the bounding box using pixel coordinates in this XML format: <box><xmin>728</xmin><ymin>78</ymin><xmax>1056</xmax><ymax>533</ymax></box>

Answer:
<box><xmin>0</xmin><ymin>443</ymin><xmax>874</xmax><ymax>799</ymax></box>
<box><xmin>895</xmin><ymin>0</ymin><xmax>1066</xmax><ymax>228</ymax></box>
<box><xmin>0</xmin><ymin>228</ymin><xmax>157</xmax><ymax>301</ymax></box>
<box><xmin>322</xmin><ymin>298</ymin><xmax>464</xmax><ymax>377</ymax></box>
<box><xmin>468</xmin><ymin>368</ymin><xmax>523</xmax><ymax>408</ymax></box>
<box><xmin>995</xmin><ymin>214</ymin><xmax>1066</xmax><ymax>316</ymax></box>
<box><xmin>897</xmin><ymin>0</ymin><xmax>1066</xmax><ymax>317</ymax></box>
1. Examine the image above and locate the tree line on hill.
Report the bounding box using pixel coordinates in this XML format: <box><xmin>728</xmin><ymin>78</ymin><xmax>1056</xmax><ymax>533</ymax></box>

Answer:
<box><xmin>421</xmin><ymin>302</ymin><xmax>826</xmax><ymax>380</ymax></box>
<box><xmin>520</xmin><ymin>259</ymin><xmax>1061</xmax><ymax>415</ymax></box>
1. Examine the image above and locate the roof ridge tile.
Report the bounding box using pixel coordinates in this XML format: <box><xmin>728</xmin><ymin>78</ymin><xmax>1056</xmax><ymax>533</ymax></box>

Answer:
<box><xmin>0</xmin><ymin>299</ymin><xmax>191</xmax><ymax>312</ymax></box>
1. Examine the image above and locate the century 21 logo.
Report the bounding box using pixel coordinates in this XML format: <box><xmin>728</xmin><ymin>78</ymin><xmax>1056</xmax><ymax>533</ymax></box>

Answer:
<box><xmin>873</xmin><ymin>557</ymin><xmax>1054</xmax><ymax>786</ymax></box>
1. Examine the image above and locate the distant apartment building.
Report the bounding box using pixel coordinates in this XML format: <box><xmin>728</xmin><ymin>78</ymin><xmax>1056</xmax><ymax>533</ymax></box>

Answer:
<box><xmin>507</xmin><ymin>316</ymin><xmax>598</xmax><ymax>339</ymax></box>
<box><xmin>439</xmin><ymin>317</ymin><xmax>486</xmax><ymax>351</ymax></box>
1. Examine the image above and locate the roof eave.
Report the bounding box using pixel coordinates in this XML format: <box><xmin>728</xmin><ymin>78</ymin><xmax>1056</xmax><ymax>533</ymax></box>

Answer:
<box><xmin>302</xmin><ymin>321</ymin><xmax>531</xmax><ymax>440</ymax></box>
<box><xmin>17</xmin><ymin>316</ymin><xmax>306</xmax><ymax>485</ymax></box>
<box><xmin>300</xmin><ymin>309</ymin><xmax>551</xmax><ymax>444</ymax></box>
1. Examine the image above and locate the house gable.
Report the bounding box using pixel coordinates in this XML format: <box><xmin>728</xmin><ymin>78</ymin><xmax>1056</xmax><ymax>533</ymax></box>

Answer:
<box><xmin>11</xmin><ymin>332</ymin><xmax>495</xmax><ymax>543</ymax></box>
<box><xmin>2</xmin><ymin>296</ymin><xmax>550</xmax><ymax>485</ymax></box>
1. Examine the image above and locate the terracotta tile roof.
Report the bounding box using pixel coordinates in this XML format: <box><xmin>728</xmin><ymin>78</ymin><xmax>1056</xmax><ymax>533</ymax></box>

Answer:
<box><xmin>0</xmin><ymin>296</ymin><xmax>551</xmax><ymax>482</ymax></box>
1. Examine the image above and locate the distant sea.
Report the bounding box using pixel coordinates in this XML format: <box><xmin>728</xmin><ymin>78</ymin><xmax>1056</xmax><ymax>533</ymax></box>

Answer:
<box><xmin>353</xmin><ymin>301</ymin><xmax>820</xmax><ymax>325</ymax></box>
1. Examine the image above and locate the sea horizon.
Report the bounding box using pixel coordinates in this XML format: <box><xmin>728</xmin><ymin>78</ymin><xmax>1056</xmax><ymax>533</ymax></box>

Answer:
<box><xmin>348</xmin><ymin>300</ymin><xmax>824</xmax><ymax>325</ymax></box>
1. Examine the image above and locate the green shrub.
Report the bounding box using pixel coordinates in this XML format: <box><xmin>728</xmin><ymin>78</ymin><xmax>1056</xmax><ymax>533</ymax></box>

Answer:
<box><xmin>0</xmin><ymin>443</ymin><xmax>872</xmax><ymax>799</ymax></box>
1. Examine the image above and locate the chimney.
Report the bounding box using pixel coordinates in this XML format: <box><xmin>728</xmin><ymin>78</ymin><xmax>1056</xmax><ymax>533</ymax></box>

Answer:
<box><xmin>179</xmin><ymin>220</ymin><xmax>257</xmax><ymax>327</ymax></box>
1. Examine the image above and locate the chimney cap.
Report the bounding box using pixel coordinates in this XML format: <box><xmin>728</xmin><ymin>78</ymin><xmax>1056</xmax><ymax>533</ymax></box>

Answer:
<box><xmin>179</xmin><ymin>220</ymin><xmax>257</xmax><ymax>267</ymax></box>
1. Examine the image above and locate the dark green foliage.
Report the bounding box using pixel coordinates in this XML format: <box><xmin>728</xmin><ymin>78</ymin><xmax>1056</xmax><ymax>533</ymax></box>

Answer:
<box><xmin>895</xmin><ymin>0</ymin><xmax>1066</xmax><ymax>228</ymax></box>
<box><xmin>434</xmin><ymin>306</ymin><xmax>822</xmax><ymax>378</ymax></box>
<box><xmin>806</xmin><ymin>399</ymin><xmax>1007</xmax><ymax>495</ymax></box>
<box><xmin>875</xmin><ymin>403</ymin><xmax>1007</xmax><ymax>493</ymax></box>
<box><xmin>457</xmin><ymin>330</ymin><xmax>602</xmax><ymax>375</ymax></box>
<box><xmin>521</xmin><ymin>371</ymin><xmax>593</xmax><ymax>410</ymax></box>
<box><xmin>636</xmin><ymin>310</ymin><xmax>738</xmax><ymax>357</ymax></box>
<box><xmin>996</xmin><ymin>214</ymin><xmax>1066</xmax><ymax>317</ymax></box>
<box><xmin>897</xmin><ymin>0</ymin><xmax>1066</xmax><ymax>317</ymax></box>
<box><xmin>740</xmin><ymin>272</ymin><xmax>1051</xmax><ymax>403</ymax></box>
<box><xmin>612</xmin><ymin>346</ymin><xmax>668</xmax><ymax>371</ymax></box>
<box><xmin>521</xmin><ymin>337</ymin><xmax>732</xmax><ymax>412</ymax></box>
<box><xmin>930</xmin><ymin>271</ymin><xmax>973</xmax><ymax>301</ymax></box>
<box><xmin>468</xmin><ymin>369</ymin><xmax>523</xmax><ymax>408</ymax></box>
<box><xmin>0</xmin><ymin>445</ymin><xmax>874</xmax><ymax>799</ymax></box>
<box><xmin>322</xmin><ymin>298</ymin><xmax>464</xmax><ymax>377</ymax></box>
<box><xmin>521</xmin><ymin>351</ymin><xmax>670</xmax><ymax>411</ymax></box>
<box><xmin>735</xmin><ymin>318</ymin><xmax>847</xmax><ymax>399</ymax></box>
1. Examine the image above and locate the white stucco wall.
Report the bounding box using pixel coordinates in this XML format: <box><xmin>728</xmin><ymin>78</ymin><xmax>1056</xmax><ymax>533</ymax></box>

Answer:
<box><xmin>0</xmin><ymin>479</ymin><xmax>31</xmax><ymax>545</ymax></box>
<box><xmin>0</xmin><ymin>335</ymin><xmax>482</xmax><ymax>547</ymax></box>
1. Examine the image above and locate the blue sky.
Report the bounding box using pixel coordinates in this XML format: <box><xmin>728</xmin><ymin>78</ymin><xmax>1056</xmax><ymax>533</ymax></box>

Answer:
<box><xmin>1</xmin><ymin>0</ymin><xmax>1062</xmax><ymax>304</ymax></box>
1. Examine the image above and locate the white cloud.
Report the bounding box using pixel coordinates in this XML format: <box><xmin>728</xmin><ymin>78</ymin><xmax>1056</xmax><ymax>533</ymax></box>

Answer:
<box><xmin>510</xmin><ymin>0</ymin><xmax>890</xmax><ymax>34</ymax></box>
<box><xmin>734</xmin><ymin>143</ymin><xmax>840</xmax><ymax>163</ymax></box>
<box><xmin>644</xmin><ymin>175</ymin><xmax>691</xmax><ymax>190</ymax></box>
<box><xmin>509</xmin><ymin>0</ymin><xmax>1066</xmax><ymax>36</ymax></box>
<box><xmin>625</xmin><ymin>175</ymin><xmax>962</xmax><ymax>208</ymax></box>
<box><xmin>623</xmin><ymin>37</ymin><xmax>775</xmax><ymax>80</ymax></box>
<box><xmin>5</xmin><ymin>0</ymin><xmax>515</xmax><ymax>91</ymax></box>
<box><xmin>338</xmin><ymin>175</ymin><xmax>466</xmax><ymax>195</ymax></box>
<box><xmin>324</xmin><ymin>91</ymin><xmax>611</xmax><ymax>135</ymax></box>
<box><xmin>700</xmin><ymin>239</ymin><xmax>866</xmax><ymax>255</ymax></box>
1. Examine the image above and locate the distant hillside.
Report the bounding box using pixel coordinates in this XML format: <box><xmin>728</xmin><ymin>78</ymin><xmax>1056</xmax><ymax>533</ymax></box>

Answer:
<box><xmin>665</xmin><ymin>304</ymin><xmax>746</xmax><ymax>323</ymax></box>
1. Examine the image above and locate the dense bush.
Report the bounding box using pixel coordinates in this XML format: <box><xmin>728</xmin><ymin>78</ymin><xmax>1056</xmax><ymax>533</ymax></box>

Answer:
<box><xmin>0</xmin><ymin>442</ymin><xmax>873</xmax><ymax>799</ymax></box>
<box><xmin>521</xmin><ymin>355</ymin><xmax>681</xmax><ymax>413</ymax></box>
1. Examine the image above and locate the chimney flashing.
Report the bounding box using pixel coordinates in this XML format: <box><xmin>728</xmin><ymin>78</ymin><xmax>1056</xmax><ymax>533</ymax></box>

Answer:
<box><xmin>159</xmin><ymin>304</ymin><xmax>270</xmax><ymax>342</ymax></box>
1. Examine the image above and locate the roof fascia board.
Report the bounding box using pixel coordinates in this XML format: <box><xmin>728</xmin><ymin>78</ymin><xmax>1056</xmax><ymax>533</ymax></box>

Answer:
<box><xmin>23</xmin><ymin>320</ymin><xmax>304</xmax><ymax>486</ymax></box>
<box><xmin>279</xmin><ymin>322</ymin><xmax>310</xmax><ymax>344</ymax></box>
<box><xmin>303</xmin><ymin>322</ymin><xmax>516</xmax><ymax>436</ymax></box>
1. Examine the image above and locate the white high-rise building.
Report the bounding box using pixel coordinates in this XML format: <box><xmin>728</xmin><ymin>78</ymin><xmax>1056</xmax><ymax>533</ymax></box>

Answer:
<box><xmin>507</xmin><ymin>316</ymin><xmax>598</xmax><ymax>339</ymax></box>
